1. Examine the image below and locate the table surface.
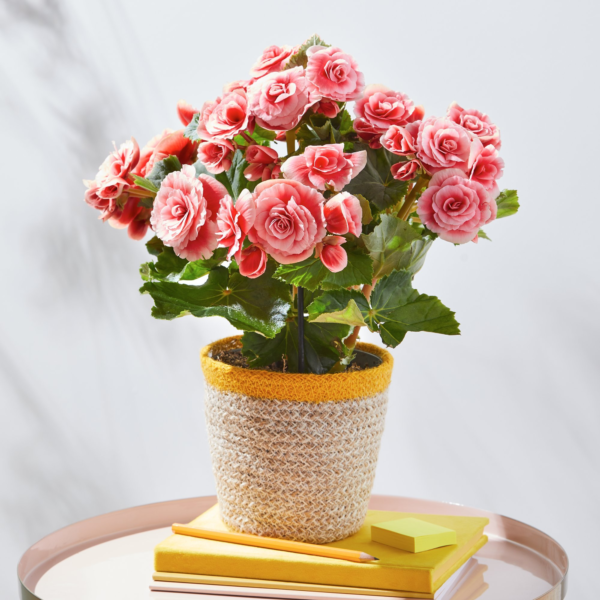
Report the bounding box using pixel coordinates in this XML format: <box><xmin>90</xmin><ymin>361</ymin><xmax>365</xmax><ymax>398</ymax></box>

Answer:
<box><xmin>18</xmin><ymin>495</ymin><xmax>568</xmax><ymax>600</ymax></box>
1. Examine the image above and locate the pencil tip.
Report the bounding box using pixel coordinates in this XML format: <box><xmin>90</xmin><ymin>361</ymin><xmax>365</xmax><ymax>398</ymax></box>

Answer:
<box><xmin>373</xmin><ymin>557</ymin><xmax>379</xmax><ymax>561</ymax></box>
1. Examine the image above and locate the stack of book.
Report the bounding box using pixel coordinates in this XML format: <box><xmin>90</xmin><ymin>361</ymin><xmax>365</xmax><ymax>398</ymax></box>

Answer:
<box><xmin>151</xmin><ymin>505</ymin><xmax>489</xmax><ymax>600</ymax></box>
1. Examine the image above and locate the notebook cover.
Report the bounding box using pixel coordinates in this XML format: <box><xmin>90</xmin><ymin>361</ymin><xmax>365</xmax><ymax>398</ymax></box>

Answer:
<box><xmin>151</xmin><ymin>558</ymin><xmax>475</xmax><ymax>600</ymax></box>
<box><xmin>154</xmin><ymin>505</ymin><xmax>488</xmax><ymax>594</ymax></box>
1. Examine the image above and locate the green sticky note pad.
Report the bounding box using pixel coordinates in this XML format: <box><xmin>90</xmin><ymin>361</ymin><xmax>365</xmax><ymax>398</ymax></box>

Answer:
<box><xmin>371</xmin><ymin>518</ymin><xmax>457</xmax><ymax>553</ymax></box>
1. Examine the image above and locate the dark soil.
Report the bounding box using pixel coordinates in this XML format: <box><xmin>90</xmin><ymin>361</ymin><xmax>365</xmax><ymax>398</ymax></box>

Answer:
<box><xmin>213</xmin><ymin>348</ymin><xmax>370</xmax><ymax>373</ymax></box>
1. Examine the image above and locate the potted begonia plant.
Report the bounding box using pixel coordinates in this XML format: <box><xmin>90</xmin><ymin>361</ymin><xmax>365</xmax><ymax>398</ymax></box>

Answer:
<box><xmin>83</xmin><ymin>35</ymin><xmax>518</xmax><ymax>543</ymax></box>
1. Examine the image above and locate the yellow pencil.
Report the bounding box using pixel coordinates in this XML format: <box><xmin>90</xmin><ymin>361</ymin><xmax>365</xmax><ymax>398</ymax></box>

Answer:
<box><xmin>171</xmin><ymin>524</ymin><xmax>378</xmax><ymax>563</ymax></box>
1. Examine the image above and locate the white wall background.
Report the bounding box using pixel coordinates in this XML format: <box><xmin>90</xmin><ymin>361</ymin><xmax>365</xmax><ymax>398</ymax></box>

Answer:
<box><xmin>1</xmin><ymin>0</ymin><xmax>599</xmax><ymax>597</ymax></box>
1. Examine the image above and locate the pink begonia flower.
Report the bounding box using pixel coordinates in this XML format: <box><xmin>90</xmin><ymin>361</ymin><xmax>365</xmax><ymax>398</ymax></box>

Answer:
<box><xmin>223</xmin><ymin>79</ymin><xmax>253</xmax><ymax>93</ymax></box>
<box><xmin>84</xmin><ymin>179</ymin><xmax>118</xmax><ymax>219</ymax></box>
<box><xmin>404</xmin><ymin>120</ymin><xmax>421</xmax><ymax>138</ymax></box>
<box><xmin>150</xmin><ymin>165</ymin><xmax>228</xmax><ymax>260</ymax></box>
<box><xmin>391</xmin><ymin>159</ymin><xmax>420</xmax><ymax>181</ymax></box>
<box><xmin>381</xmin><ymin>125</ymin><xmax>416</xmax><ymax>155</ymax></box>
<box><xmin>317</xmin><ymin>236</ymin><xmax>348</xmax><ymax>273</ymax></box>
<box><xmin>409</xmin><ymin>105</ymin><xmax>425</xmax><ymax>123</ymax></box>
<box><xmin>84</xmin><ymin>137</ymin><xmax>139</xmax><ymax>219</ymax></box>
<box><xmin>197</xmin><ymin>139</ymin><xmax>235</xmax><ymax>174</ymax></box>
<box><xmin>134</xmin><ymin>130</ymin><xmax>198</xmax><ymax>177</ymax></box>
<box><xmin>177</xmin><ymin>100</ymin><xmax>199</xmax><ymax>126</ymax></box>
<box><xmin>250</xmin><ymin>45</ymin><xmax>295</xmax><ymax>78</ymax></box>
<box><xmin>416</xmin><ymin>169</ymin><xmax>498</xmax><ymax>244</ymax></box>
<box><xmin>469</xmin><ymin>144</ymin><xmax>504</xmax><ymax>191</ymax></box>
<box><xmin>126</xmin><ymin>211</ymin><xmax>151</xmax><ymax>241</ymax></box>
<box><xmin>306</xmin><ymin>46</ymin><xmax>364</xmax><ymax>102</ymax></box>
<box><xmin>108</xmin><ymin>200</ymin><xmax>150</xmax><ymax>240</ymax></box>
<box><xmin>245</xmin><ymin>145</ymin><xmax>279</xmax><ymax>164</ymax></box>
<box><xmin>107</xmin><ymin>196</ymin><xmax>140</xmax><ymax>229</ymax></box>
<box><xmin>323</xmin><ymin>192</ymin><xmax>362</xmax><ymax>236</ymax></box>
<box><xmin>196</xmin><ymin>90</ymin><xmax>251</xmax><ymax>141</ymax></box>
<box><xmin>281</xmin><ymin>144</ymin><xmax>367</xmax><ymax>192</ymax></box>
<box><xmin>313</xmin><ymin>99</ymin><xmax>341</xmax><ymax>118</ymax></box>
<box><xmin>97</xmin><ymin>138</ymin><xmax>140</xmax><ymax>182</ymax></box>
<box><xmin>354</xmin><ymin>85</ymin><xmax>416</xmax><ymax>133</ymax></box>
<box><xmin>243</xmin><ymin>145</ymin><xmax>281</xmax><ymax>182</ymax></box>
<box><xmin>95</xmin><ymin>177</ymin><xmax>127</xmax><ymax>202</ymax></box>
<box><xmin>447</xmin><ymin>102</ymin><xmax>501</xmax><ymax>149</ymax></box>
<box><xmin>416</xmin><ymin>117</ymin><xmax>483</xmax><ymax>174</ymax></box>
<box><xmin>235</xmin><ymin>244</ymin><xmax>268</xmax><ymax>279</ymax></box>
<box><xmin>353</xmin><ymin>118</ymin><xmax>382</xmax><ymax>148</ymax></box>
<box><xmin>247</xmin><ymin>67</ymin><xmax>321</xmax><ymax>132</ymax></box>
<box><xmin>247</xmin><ymin>179</ymin><xmax>326</xmax><ymax>264</ymax></box>
<box><xmin>245</xmin><ymin>162</ymin><xmax>281</xmax><ymax>182</ymax></box>
<box><xmin>216</xmin><ymin>189</ymin><xmax>256</xmax><ymax>258</ymax></box>
<box><xmin>133</xmin><ymin>129</ymin><xmax>172</xmax><ymax>176</ymax></box>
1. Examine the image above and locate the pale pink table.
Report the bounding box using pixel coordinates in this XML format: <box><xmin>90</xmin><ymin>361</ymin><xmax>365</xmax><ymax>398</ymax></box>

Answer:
<box><xmin>18</xmin><ymin>495</ymin><xmax>568</xmax><ymax>600</ymax></box>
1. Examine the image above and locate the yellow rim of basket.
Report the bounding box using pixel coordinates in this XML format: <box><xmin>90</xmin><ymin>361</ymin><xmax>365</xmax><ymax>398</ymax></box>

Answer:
<box><xmin>200</xmin><ymin>336</ymin><xmax>393</xmax><ymax>403</ymax></box>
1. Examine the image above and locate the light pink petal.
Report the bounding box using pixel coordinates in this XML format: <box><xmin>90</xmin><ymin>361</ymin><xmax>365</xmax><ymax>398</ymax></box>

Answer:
<box><xmin>346</xmin><ymin>150</ymin><xmax>367</xmax><ymax>178</ymax></box>
<box><xmin>429</xmin><ymin>168</ymin><xmax>468</xmax><ymax>187</ymax></box>
<box><xmin>281</xmin><ymin>155</ymin><xmax>311</xmax><ymax>186</ymax></box>
<box><xmin>321</xmin><ymin>243</ymin><xmax>348</xmax><ymax>272</ymax></box>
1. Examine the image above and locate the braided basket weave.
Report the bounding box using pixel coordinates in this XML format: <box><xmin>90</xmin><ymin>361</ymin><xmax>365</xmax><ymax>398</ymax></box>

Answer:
<box><xmin>200</xmin><ymin>336</ymin><xmax>393</xmax><ymax>544</ymax></box>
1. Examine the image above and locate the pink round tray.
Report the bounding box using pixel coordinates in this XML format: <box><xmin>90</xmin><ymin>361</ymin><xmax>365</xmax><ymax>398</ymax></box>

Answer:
<box><xmin>18</xmin><ymin>495</ymin><xmax>568</xmax><ymax>600</ymax></box>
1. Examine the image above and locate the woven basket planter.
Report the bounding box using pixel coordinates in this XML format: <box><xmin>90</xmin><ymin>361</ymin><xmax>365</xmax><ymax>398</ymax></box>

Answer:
<box><xmin>200</xmin><ymin>336</ymin><xmax>393</xmax><ymax>544</ymax></box>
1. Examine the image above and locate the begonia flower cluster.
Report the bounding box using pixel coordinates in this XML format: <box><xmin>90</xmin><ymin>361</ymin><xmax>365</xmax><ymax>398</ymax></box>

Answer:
<box><xmin>84</xmin><ymin>36</ymin><xmax>510</xmax><ymax>273</ymax></box>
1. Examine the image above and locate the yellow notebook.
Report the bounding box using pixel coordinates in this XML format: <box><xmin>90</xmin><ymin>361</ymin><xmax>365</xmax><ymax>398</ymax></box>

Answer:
<box><xmin>154</xmin><ymin>505</ymin><xmax>488</xmax><ymax>594</ymax></box>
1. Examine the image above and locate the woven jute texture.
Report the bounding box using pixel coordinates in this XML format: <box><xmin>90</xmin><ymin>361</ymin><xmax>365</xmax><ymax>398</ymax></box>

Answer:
<box><xmin>203</xmin><ymin>381</ymin><xmax>390</xmax><ymax>543</ymax></box>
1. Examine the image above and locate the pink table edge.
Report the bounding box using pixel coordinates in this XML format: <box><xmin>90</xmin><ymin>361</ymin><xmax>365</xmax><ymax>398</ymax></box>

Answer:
<box><xmin>17</xmin><ymin>495</ymin><xmax>569</xmax><ymax>600</ymax></box>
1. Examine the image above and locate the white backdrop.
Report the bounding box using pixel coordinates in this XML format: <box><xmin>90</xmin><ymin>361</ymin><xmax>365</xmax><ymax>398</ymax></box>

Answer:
<box><xmin>1</xmin><ymin>0</ymin><xmax>599</xmax><ymax>598</ymax></box>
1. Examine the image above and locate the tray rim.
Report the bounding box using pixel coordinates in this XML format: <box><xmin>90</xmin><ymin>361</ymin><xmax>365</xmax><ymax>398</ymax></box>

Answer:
<box><xmin>17</xmin><ymin>494</ymin><xmax>569</xmax><ymax>600</ymax></box>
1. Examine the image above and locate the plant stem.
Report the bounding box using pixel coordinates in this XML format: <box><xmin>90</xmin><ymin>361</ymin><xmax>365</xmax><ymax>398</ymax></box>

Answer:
<box><xmin>240</xmin><ymin>131</ymin><xmax>254</xmax><ymax>145</ymax></box>
<box><xmin>297</xmin><ymin>286</ymin><xmax>305</xmax><ymax>373</ymax></box>
<box><xmin>288</xmin><ymin>126</ymin><xmax>304</xmax><ymax>372</ymax></box>
<box><xmin>344</xmin><ymin>279</ymin><xmax>376</xmax><ymax>350</ymax></box>
<box><xmin>127</xmin><ymin>188</ymin><xmax>156</xmax><ymax>198</ymax></box>
<box><xmin>286</xmin><ymin>129</ymin><xmax>296</xmax><ymax>155</ymax></box>
<box><xmin>398</xmin><ymin>175</ymin><xmax>428</xmax><ymax>221</ymax></box>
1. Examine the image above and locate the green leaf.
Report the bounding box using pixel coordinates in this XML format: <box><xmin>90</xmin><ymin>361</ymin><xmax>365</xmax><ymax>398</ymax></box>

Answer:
<box><xmin>214</xmin><ymin>150</ymin><xmax>252</xmax><ymax>200</ymax></box>
<box><xmin>363</xmin><ymin>215</ymin><xmax>428</xmax><ymax>277</ymax></box>
<box><xmin>308</xmin><ymin>289</ymin><xmax>370</xmax><ymax>327</ymax></box>
<box><xmin>496</xmin><ymin>189</ymin><xmax>519</xmax><ymax>219</ymax></box>
<box><xmin>355</xmin><ymin>194</ymin><xmax>373</xmax><ymax>225</ymax></box>
<box><xmin>343</xmin><ymin>146</ymin><xmax>408</xmax><ymax>210</ymax></box>
<box><xmin>137</xmin><ymin>197</ymin><xmax>155</xmax><ymax>209</ymax></box>
<box><xmin>131</xmin><ymin>175</ymin><xmax>159</xmax><ymax>193</ymax></box>
<box><xmin>252</xmin><ymin>124</ymin><xmax>277</xmax><ymax>142</ymax></box>
<box><xmin>140</xmin><ymin>263</ymin><xmax>291</xmax><ymax>337</ymax></box>
<box><xmin>285</xmin><ymin>34</ymin><xmax>330</xmax><ymax>69</ymax></box>
<box><xmin>296</xmin><ymin>123</ymin><xmax>322</xmax><ymax>148</ymax></box>
<box><xmin>478</xmin><ymin>229</ymin><xmax>492</xmax><ymax>241</ymax></box>
<box><xmin>368</xmin><ymin>270</ymin><xmax>460</xmax><ymax>347</ymax></box>
<box><xmin>183</xmin><ymin>113</ymin><xmax>202</xmax><ymax>142</ymax></box>
<box><xmin>274</xmin><ymin>256</ymin><xmax>328</xmax><ymax>291</ymax></box>
<box><xmin>140</xmin><ymin>244</ymin><xmax>228</xmax><ymax>283</ymax></box>
<box><xmin>322</xmin><ymin>246</ymin><xmax>373</xmax><ymax>288</ymax></box>
<box><xmin>396</xmin><ymin>238</ymin><xmax>434</xmax><ymax>276</ymax></box>
<box><xmin>313</xmin><ymin>120</ymin><xmax>333</xmax><ymax>142</ymax></box>
<box><xmin>338</xmin><ymin>109</ymin><xmax>354</xmax><ymax>136</ymax></box>
<box><xmin>242</xmin><ymin>321</ymin><xmax>350</xmax><ymax>374</ymax></box>
<box><xmin>147</xmin><ymin>156</ymin><xmax>182</xmax><ymax>189</ymax></box>
<box><xmin>140</xmin><ymin>245</ymin><xmax>187</xmax><ymax>282</ymax></box>
<box><xmin>180</xmin><ymin>248</ymin><xmax>229</xmax><ymax>280</ymax></box>
<box><xmin>308</xmin><ymin>114</ymin><xmax>338</xmax><ymax>143</ymax></box>
<box><xmin>146</xmin><ymin>236</ymin><xmax>164</xmax><ymax>256</ymax></box>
